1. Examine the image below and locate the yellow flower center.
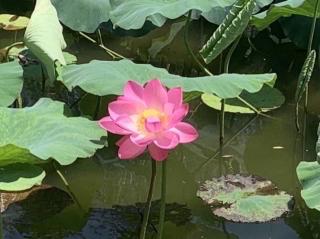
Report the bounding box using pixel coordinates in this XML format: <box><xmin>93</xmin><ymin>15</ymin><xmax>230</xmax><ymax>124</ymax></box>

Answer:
<box><xmin>137</xmin><ymin>109</ymin><xmax>167</xmax><ymax>133</ymax></box>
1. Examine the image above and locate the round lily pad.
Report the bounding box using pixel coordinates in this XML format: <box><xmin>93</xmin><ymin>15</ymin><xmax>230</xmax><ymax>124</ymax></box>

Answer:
<box><xmin>197</xmin><ymin>174</ymin><xmax>293</xmax><ymax>223</ymax></box>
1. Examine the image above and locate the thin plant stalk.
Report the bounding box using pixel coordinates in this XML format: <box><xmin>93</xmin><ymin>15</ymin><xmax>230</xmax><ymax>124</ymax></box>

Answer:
<box><xmin>139</xmin><ymin>159</ymin><xmax>157</xmax><ymax>239</ymax></box>
<box><xmin>79</xmin><ymin>32</ymin><xmax>126</xmax><ymax>60</ymax></box>
<box><xmin>183</xmin><ymin>11</ymin><xmax>263</xmax><ymax>117</ymax></box>
<box><xmin>305</xmin><ymin>0</ymin><xmax>319</xmax><ymax>109</ymax></box>
<box><xmin>94</xmin><ymin>96</ymin><xmax>102</xmax><ymax>120</ymax></box>
<box><xmin>220</xmin><ymin>36</ymin><xmax>241</xmax><ymax>146</ymax></box>
<box><xmin>53</xmin><ymin>162</ymin><xmax>83</xmax><ymax>211</ymax></box>
<box><xmin>0</xmin><ymin>210</ymin><xmax>3</xmax><ymax>239</ymax></box>
<box><xmin>157</xmin><ymin>160</ymin><xmax>167</xmax><ymax>239</ymax></box>
<box><xmin>302</xmin><ymin>0</ymin><xmax>319</xmax><ymax>161</ymax></box>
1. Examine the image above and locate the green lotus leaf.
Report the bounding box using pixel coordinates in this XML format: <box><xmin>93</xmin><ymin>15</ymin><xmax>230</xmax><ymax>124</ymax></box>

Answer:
<box><xmin>110</xmin><ymin>0</ymin><xmax>273</xmax><ymax>30</ymax></box>
<box><xmin>252</xmin><ymin>0</ymin><xmax>318</xmax><ymax>30</ymax></box>
<box><xmin>0</xmin><ymin>163</ymin><xmax>45</xmax><ymax>191</ymax></box>
<box><xmin>0</xmin><ymin>14</ymin><xmax>29</xmax><ymax>31</ymax></box>
<box><xmin>297</xmin><ymin>161</ymin><xmax>320</xmax><ymax>211</ymax></box>
<box><xmin>50</xmin><ymin>0</ymin><xmax>273</xmax><ymax>32</ymax></box>
<box><xmin>0</xmin><ymin>98</ymin><xmax>107</xmax><ymax>165</ymax></box>
<box><xmin>24</xmin><ymin>0</ymin><xmax>66</xmax><ymax>84</ymax></box>
<box><xmin>51</xmin><ymin>0</ymin><xmax>111</xmax><ymax>33</ymax></box>
<box><xmin>0</xmin><ymin>61</ymin><xmax>23</xmax><ymax>107</ymax></box>
<box><xmin>197</xmin><ymin>174</ymin><xmax>293</xmax><ymax>222</ymax></box>
<box><xmin>201</xmin><ymin>85</ymin><xmax>285</xmax><ymax>113</ymax></box>
<box><xmin>58</xmin><ymin>59</ymin><xmax>276</xmax><ymax>99</ymax></box>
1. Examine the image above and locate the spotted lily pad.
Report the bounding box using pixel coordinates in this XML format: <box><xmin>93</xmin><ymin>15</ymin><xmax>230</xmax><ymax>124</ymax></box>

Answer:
<box><xmin>197</xmin><ymin>175</ymin><xmax>293</xmax><ymax>223</ymax></box>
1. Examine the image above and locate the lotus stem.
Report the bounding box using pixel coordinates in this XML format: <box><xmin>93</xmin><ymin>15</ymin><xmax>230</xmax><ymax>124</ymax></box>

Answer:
<box><xmin>305</xmin><ymin>0</ymin><xmax>319</xmax><ymax>110</ymax></box>
<box><xmin>157</xmin><ymin>160</ymin><xmax>167</xmax><ymax>239</ymax></box>
<box><xmin>94</xmin><ymin>96</ymin><xmax>102</xmax><ymax>120</ymax></box>
<box><xmin>0</xmin><ymin>211</ymin><xmax>3</xmax><ymax>239</ymax></box>
<box><xmin>5</xmin><ymin>42</ymin><xmax>24</xmax><ymax>62</ymax></box>
<box><xmin>197</xmin><ymin>115</ymin><xmax>258</xmax><ymax>171</ymax></box>
<box><xmin>139</xmin><ymin>159</ymin><xmax>157</xmax><ymax>239</ymax></box>
<box><xmin>53</xmin><ymin>162</ymin><xmax>83</xmax><ymax>211</ymax></box>
<box><xmin>220</xmin><ymin>36</ymin><xmax>241</xmax><ymax>146</ymax></box>
<box><xmin>184</xmin><ymin>11</ymin><xmax>213</xmax><ymax>76</ymax></box>
<box><xmin>79</xmin><ymin>31</ymin><xmax>126</xmax><ymax>60</ymax></box>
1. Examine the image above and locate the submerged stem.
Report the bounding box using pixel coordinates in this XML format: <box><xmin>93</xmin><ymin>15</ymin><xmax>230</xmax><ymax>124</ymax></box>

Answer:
<box><xmin>139</xmin><ymin>159</ymin><xmax>157</xmax><ymax>239</ymax></box>
<box><xmin>157</xmin><ymin>160</ymin><xmax>167</xmax><ymax>239</ymax></box>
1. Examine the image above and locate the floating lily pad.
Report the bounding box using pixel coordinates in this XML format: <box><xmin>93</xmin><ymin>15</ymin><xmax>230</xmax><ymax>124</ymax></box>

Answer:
<box><xmin>201</xmin><ymin>85</ymin><xmax>285</xmax><ymax>113</ymax></box>
<box><xmin>24</xmin><ymin>0</ymin><xmax>66</xmax><ymax>84</ymax></box>
<box><xmin>0</xmin><ymin>61</ymin><xmax>23</xmax><ymax>107</ymax></box>
<box><xmin>0</xmin><ymin>14</ymin><xmax>29</xmax><ymax>30</ymax></box>
<box><xmin>0</xmin><ymin>98</ymin><xmax>107</xmax><ymax>166</ymax></box>
<box><xmin>58</xmin><ymin>59</ymin><xmax>276</xmax><ymax>99</ymax></box>
<box><xmin>197</xmin><ymin>174</ymin><xmax>293</xmax><ymax>223</ymax></box>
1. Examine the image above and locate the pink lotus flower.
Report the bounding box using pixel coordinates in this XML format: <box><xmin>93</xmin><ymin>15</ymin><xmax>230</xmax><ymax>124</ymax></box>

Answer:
<box><xmin>99</xmin><ymin>79</ymin><xmax>198</xmax><ymax>161</ymax></box>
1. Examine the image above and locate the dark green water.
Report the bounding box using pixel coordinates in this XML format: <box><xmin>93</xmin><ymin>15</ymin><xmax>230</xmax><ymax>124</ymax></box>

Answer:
<box><xmin>1</xmin><ymin>14</ymin><xmax>320</xmax><ymax>239</ymax></box>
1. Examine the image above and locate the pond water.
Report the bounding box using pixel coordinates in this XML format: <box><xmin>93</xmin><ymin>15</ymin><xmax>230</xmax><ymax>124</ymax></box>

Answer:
<box><xmin>1</xmin><ymin>15</ymin><xmax>320</xmax><ymax>239</ymax></box>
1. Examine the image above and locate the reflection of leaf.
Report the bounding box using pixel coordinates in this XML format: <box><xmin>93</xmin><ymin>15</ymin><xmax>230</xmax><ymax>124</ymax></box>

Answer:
<box><xmin>148</xmin><ymin>20</ymin><xmax>185</xmax><ymax>58</ymax></box>
<box><xmin>68</xmin><ymin>201</ymin><xmax>191</xmax><ymax>238</ymax></box>
<box><xmin>202</xmin><ymin>85</ymin><xmax>285</xmax><ymax>113</ymax></box>
<box><xmin>279</xmin><ymin>16</ymin><xmax>320</xmax><ymax>49</ymax></box>
<box><xmin>0</xmin><ymin>163</ymin><xmax>45</xmax><ymax>191</ymax></box>
<box><xmin>58</xmin><ymin>59</ymin><xmax>276</xmax><ymax>99</ymax></box>
<box><xmin>3</xmin><ymin>185</ymin><xmax>73</xmax><ymax>223</ymax></box>
<box><xmin>197</xmin><ymin>174</ymin><xmax>293</xmax><ymax>222</ymax></box>
<box><xmin>0</xmin><ymin>61</ymin><xmax>23</xmax><ymax>107</ymax></box>
<box><xmin>0</xmin><ymin>98</ymin><xmax>107</xmax><ymax>166</ymax></box>
<box><xmin>24</xmin><ymin>0</ymin><xmax>66</xmax><ymax>84</ymax></box>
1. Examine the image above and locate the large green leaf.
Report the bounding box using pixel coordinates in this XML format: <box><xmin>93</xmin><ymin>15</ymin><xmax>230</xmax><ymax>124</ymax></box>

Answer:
<box><xmin>252</xmin><ymin>0</ymin><xmax>318</xmax><ymax>30</ymax></box>
<box><xmin>197</xmin><ymin>175</ymin><xmax>293</xmax><ymax>222</ymax></box>
<box><xmin>297</xmin><ymin>161</ymin><xmax>320</xmax><ymax>210</ymax></box>
<box><xmin>200</xmin><ymin>0</ymin><xmax>256</xmax><ymax>64</ymax></box>
<box><xmin>109</xmin><ymin>0</ymin><xmax>272</xmax><ymax>30</ymax></box>
<box><xmin>0</xmin><ymin>163</ymin><xmax>45</xmax><ymax>191</ymax></box>
<box><xmin>0</xmin><ymin>98</ymin><xmax>107</xmax><ymax>165</ymax></box>
<box><xmin>51</xmin><ymin>0</ymin><xmax>111</xmax><ymax>33</ymax></box>
<box><xmin>24</xmin><ymin>0</ymin><xmax>66</xmax><ymax>84</ymax></box>
<box><xmin>0</xmin><ymin>61</ymin><xmax>23</xmax><ymax>107</ymax></box>
<box><xmin>58</xmin><ymin>59</ymin><xmax>277</xmax><ymax>99</ymax></box>
<box><xmin>50</xmin><ymin>0</ymin><xmax>273</xmax><ymax>32</ymax></box>
<box><xmin>202</xmin><ymin>85</ymin><xmax>285</xmax><ymax>113</ymax></box>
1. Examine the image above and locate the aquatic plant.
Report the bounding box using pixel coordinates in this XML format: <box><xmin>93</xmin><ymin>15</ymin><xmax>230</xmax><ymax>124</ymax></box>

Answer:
<box><xmin>99</xmin><ymin>79</ymin><xmax>198</xmax><ymax>160</ymax></box>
